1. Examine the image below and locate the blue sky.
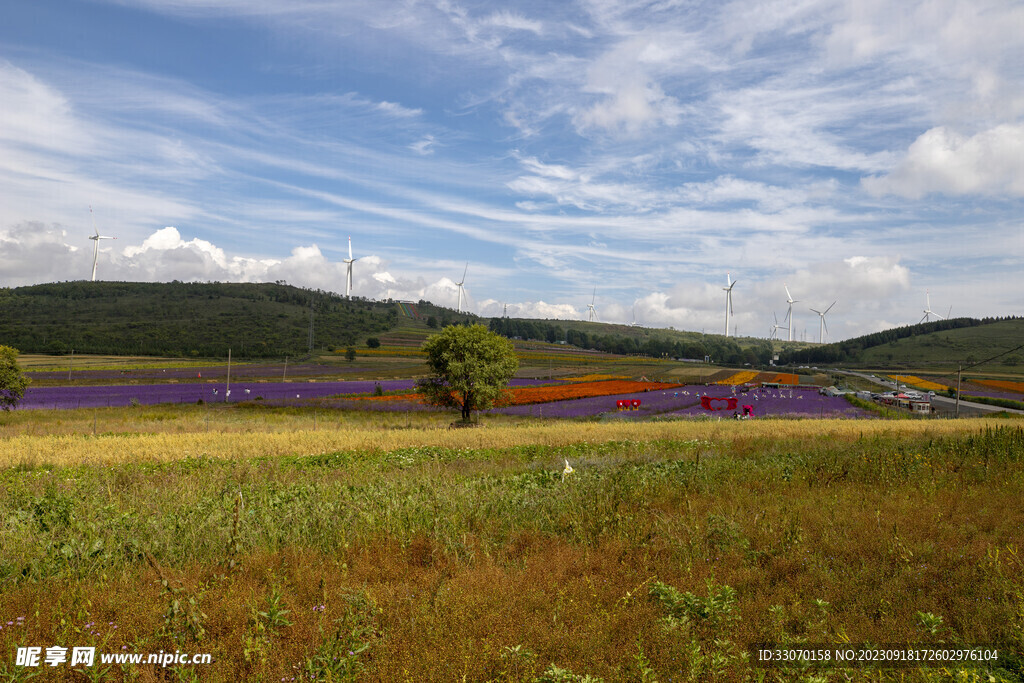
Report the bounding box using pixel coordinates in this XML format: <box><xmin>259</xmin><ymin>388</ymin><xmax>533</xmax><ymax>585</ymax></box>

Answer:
<box><xmin>1</xmin><ymin>0</ymin><xmax>1022</xmax><ymax>341</ymax></box>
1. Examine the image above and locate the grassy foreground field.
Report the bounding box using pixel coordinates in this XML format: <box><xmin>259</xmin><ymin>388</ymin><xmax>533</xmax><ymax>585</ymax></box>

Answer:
<box><xmin>1</xmin><ymin>413</ymin><xmax>1023</xmax><ymax>681</ymax></box>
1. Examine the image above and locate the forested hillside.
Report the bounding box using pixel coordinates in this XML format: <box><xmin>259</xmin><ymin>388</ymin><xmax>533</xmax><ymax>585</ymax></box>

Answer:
<box><xmin>0</xmin><ymin>281</ymin><xmax>399</xmax><ymax>358</ymax></box>
<box><xmin>489</xmin><ymin>317</ymin><xmax>774</xmax><ymax>366</ymax></box>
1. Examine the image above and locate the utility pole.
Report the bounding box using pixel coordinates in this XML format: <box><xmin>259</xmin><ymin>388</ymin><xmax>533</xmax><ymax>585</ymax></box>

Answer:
<box><xmin>68</xmin><ymin>349</ymin><xmax>74</xmax><ymax>382</ymax></box>
<box><xmin>308</xmin><ymin>298</ymin><xmax>315</xmax><ymax>354</ymax></box>
<box><xmin>226</xmin><ymin>348</ymin><xmax>231</xmax><ymax>403</ymax></box>
<box><xmin>955</xmin><ymin>364</ymin><xmax>962</xmax><ymax>418</ymax></box>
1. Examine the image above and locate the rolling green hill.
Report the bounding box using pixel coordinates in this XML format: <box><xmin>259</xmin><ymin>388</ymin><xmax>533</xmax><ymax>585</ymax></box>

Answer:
<box><xmin>5</xmin><ymin>281</ymin><xmax>1020</xmax><ymax>376</ymax></box>
<box><xmin>778</xmin><ymin>317</ymin><xmax>1024</xmax><ymax>373</ymax></box>
<box><xmin>0</xmin><ymin>281</ymin><xmax>401</xmax><ymax>358</ymax></box>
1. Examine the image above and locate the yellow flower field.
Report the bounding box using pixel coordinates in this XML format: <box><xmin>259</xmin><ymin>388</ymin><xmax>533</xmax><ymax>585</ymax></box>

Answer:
<box><xmin>888</xmin><ymin>375</ymin><xmax>949</xmax><ymax>392</ymax></box>
<box><xmin>557</xmin><ymin>373</ymin><xmax>629</xmax><ymax>382</ymax></box>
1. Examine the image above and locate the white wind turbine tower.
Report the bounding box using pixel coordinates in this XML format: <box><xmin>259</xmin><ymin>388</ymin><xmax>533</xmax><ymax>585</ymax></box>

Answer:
<box><xmin>586</xmin><ymin>287</ymin><xmax>598</xmax><ymax>322</ymax></box>
<box><xmin>919</xmin><ymin>289</ymin><xmax>950</xmax><ymax>323</ymax></box>
<box><xmin>456</xmin><ymin>263</ymin><xmax>468</xmax><ymax>313</ymax></box>
<box><xmin>722</xmin><ymin>273</ymin><xmax>737</xmax><ymax>337</ymax></box>
<box><xmin>783</xmin><ymin>283</ymin><xmax>798</xmax><ymax>342</ymax></box>
<box><xmin>770</xmin><ymin>312</ymin><xmax>781</xmax><ymax>340</ymax></box>
<box><xmin>343</xmin><ymin>236</ymin><xmax>358</xmax><ymax>298</ymax></box>
<box><xmin>88</xmin><ymin>206</ymin><xmax>116</xmax><ymax>282</ymax></box>
<box><xmin>809</xmin><ymin>301</ymin><xmax>836</xmax><ymax>344</ymax></box>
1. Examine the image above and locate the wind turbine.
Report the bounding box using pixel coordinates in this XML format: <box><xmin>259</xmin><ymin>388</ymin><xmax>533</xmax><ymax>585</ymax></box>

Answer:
<box><xmin>88</xmin><ymin>206</ymin><xmax>116</xmax><ymax>281</ymax></box>
<box><xmin>343</xmin><ymin>236</ymin><xmax>358</xmax><ymax>298</ymax></box>
<box><xmin>722</xmin><ymin>273</ymin><xmax>737</xmax><ymax>337</ymax></box>
<box><xmin>783</xmin><ymin>283</ymin><xmax>798</xmax><ymax>341</ymax></box>
<box><xmin>770</xmin><ymin>312</ymin><xmax>781</xmax><ymax>340</ymax></box>
<box><xmin>586</xmin><ymin>287</ymin><xmax>598</xmax><ymax>322</ymax></box>
<box><xmin>919</xmin><ymin>289</ymin><xmax>949</xmax><ymax>323</ymax></box>
<box><xmin>809</xmin><ymin>301</ymin><xmax>836</xmax><ymax>343</ymax></box>
<box><xmin>456</xmin><ymin>263</ymin><xmax>468</xmax><ymax>313</ymax></box>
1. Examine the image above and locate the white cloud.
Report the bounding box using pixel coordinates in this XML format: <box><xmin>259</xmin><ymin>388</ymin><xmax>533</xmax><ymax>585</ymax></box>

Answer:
<box><xmin>484</xmin><ymin>11</ymin><xmax>544</xmax><ymax>35</ymax></box>
<box><xmin>862</xmin><ymin>124</ymin><xmax>1024</xmax><ymax>198</ymax></box>
<box><xmin>409</xmin><ymin>135</ymin><xmax>436</xmax><ymax>155</ymax></box>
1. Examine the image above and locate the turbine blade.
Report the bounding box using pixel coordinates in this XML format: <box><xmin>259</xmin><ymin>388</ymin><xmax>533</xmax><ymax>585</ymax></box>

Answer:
<box><xmin>825</xmin><ymin>301</ymin><xmax>836</xmax><ymax>314</ymax></box>
<box><xmin>348</xmin><ymin>236</ymin><xmax>353</xmax><ymax>261</ymax></box>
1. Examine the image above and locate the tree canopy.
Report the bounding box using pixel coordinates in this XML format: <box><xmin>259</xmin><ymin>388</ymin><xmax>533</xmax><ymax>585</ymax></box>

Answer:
<box><xmin>417</xmin><ymin>324</ymin><xmax>518</xmax><ymax>422</ymax></box>
<box><xmin>0</xmin><ymin>345</ymin><xmax>29</xmax><ymax>411</ymax></box>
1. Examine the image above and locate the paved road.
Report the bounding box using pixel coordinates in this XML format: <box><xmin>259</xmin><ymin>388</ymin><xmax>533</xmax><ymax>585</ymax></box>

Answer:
<box><xmin>832</xmin><ymin>369</ymin><xmax>1024</xmax><ymax>417</ymax></box>
<box><xmin>930</xmin><ymin>394</ymin><xmax>1024</xmax><ymax>416</ymax></box>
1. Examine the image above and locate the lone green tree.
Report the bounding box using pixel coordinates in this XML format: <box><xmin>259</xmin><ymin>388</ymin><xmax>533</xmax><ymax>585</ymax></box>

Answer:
<box><xmin>0</xmin><ymin>345</ymin><xmax>29</xmax><ymax>411</ymax></box>
<box><xmin>417</xmin><ymin>324</ymin><xmax>518</xmax><ymax>422</ymax></box>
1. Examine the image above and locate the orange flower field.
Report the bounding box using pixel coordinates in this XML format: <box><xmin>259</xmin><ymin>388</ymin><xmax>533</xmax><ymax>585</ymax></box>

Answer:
<box><xmin>357</xmin><ymin>379</ymin><xmax>684</xmax><ymax>406</ymax></box>
<box><xmin>713</xmin><ymin>371</ymin><xmax>799</xmax><ymax>386</ymax></box>
<box><xmin>715</xmin><ymin>371</ymin><xmax>759</xmax><ymax>385</ymax></box>
<box><xmin>973</xmin><ymin>378</ymin><xmax>1024</xmax><ymax>394</ymax></box>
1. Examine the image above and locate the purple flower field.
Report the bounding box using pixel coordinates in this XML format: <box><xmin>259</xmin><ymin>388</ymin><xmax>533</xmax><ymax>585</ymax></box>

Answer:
<box><xmin>15</xmin><ymin>377</ymin><xmax>873</xmax><ymax>418</ymax></box>
<box><xmin>15</xmin><ymin>378</ymin><xmax>552</xmax><ymax>410</ymax></box>
<box><xmin>489</xmin><ymin>387</ymin><xmax>700</xmax><ymax>418</ymax></box>
<box><xmin>489</xmin><ymin>385</ymin><xmax>874</xmax><ymax>419</ymax></box>
<box><xmin>959</xmin><ymin>390</ymin><xmax>1024</xmax><ymax>402</ymax></box>
<box><xmin>25</xmin><ymin>363</ymin><xmax>358</xmax><ymax>383</ymax></box>
<box><xmin>658</xmin><ymin>386</ymin><xmax>873</xmax><ymax>419</ymax></box>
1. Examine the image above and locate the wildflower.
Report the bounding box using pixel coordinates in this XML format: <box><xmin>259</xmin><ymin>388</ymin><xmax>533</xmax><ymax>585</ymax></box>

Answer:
<box><xmin>562</xmin><ymin>459</ymin><xmax>574</xmax><ymax>480</ymax></box>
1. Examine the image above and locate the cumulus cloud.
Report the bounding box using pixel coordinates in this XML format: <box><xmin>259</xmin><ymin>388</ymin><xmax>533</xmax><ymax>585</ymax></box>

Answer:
<box><xmin>0</xmin><ymin>223</ymin><xmax>473</xmax><ymax>307</ymax></box>
<box><xmin>862</xmin><ymin>124</ymin><xmax>1024</xmax><ymax>198</ymax></box>
<box><xmin>0</xmin><ymin>222</ymin><xmax>81</xmax><ymax>281</ymax></box>
<box><xmin>476</xmin><ymin>300</ymin><xmax>582</xmax><ymax>320</ymax></box>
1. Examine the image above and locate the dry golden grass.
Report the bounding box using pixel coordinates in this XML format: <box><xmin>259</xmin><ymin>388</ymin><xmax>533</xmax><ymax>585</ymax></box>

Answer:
<box><xmin>2</xmin><ymin>414</ymin><xmax>1016</xmax><ymax>468</ymax></box>
<box><xmin>2</xmin><ymin>417</ymin><xmax>1022</xmax><ymax>680</ymax></box>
